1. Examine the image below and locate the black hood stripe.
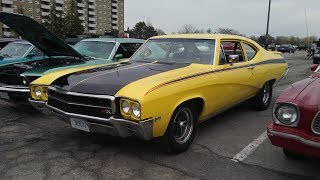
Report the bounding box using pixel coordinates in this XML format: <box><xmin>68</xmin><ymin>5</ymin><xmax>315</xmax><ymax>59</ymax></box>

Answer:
<box><xmin>145</xmin><ymin>59</ymin><xmax>287</xmax><ymax>95</ymax></box>
<box><xmin>55</xmin><ymin>61</ymin><xmax>191</xmax><ymax>95</ymax></box>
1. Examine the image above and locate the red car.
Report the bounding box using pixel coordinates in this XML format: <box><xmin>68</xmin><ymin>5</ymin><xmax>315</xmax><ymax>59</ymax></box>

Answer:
<box><xmin>268</xmin><ymin>64</ymin><xmax>320</xmax><ymax>157</ymax></box>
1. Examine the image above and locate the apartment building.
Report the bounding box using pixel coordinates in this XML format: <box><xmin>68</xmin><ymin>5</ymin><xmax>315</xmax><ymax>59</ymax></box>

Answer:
<box><xmin>0</xmin><ymin>0</ymin><xmax>124</xmax><ymax>37</ymax></box>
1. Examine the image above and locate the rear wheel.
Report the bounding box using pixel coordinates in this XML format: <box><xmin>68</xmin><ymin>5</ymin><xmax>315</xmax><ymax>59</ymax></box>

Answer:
<box><xmin>283</xmin><ymin>148</ymin><xmax>301</xmax><ymax>158</ymax></box>
<box><xmin>161</xmin><ymin>105</ymin><xmax>197</xmax><ymax>154</ymax></box>
<box><xmin>250</xmin><ymin>81</ymin><xmax>273</xmax><ymax>111</ymax></box>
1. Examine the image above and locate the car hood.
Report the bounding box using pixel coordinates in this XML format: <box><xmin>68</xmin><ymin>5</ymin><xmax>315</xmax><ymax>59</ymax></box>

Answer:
<box><xmin>52</xmin><ymin>61</ymin><xmax>192</xmax><ymax>95</ymax></box>
<box><xmin>0</xmin><ymin>56</ymin><xmax>45</xmax><ymax>66</ymax></box>
<box><xmin>22</xmin><ymin>59</ymin><xmax>114</xmax><ymax>77</ymax></box>
<box><xmin>279</xmin><ymin>77</ymin><xmax>320</xmax><ymax>106</ymax></box>
<box><xmin>0</xmin><ymin>12</ymin><xmax>83</xmax><ymax>58</ymax></box>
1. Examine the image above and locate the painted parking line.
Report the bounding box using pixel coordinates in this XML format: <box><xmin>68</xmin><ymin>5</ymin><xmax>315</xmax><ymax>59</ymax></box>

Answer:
<box><xmin>231</xmin><ymin>131</ymin><xmax>268</xmax><ymax>162</ymax></box>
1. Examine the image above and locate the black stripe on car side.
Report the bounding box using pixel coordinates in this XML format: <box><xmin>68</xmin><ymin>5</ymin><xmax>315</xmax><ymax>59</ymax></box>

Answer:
<box><xmin>145</xmin><ymin>59</ymin><xmax>287</xmax><ymax>95</ymax></box>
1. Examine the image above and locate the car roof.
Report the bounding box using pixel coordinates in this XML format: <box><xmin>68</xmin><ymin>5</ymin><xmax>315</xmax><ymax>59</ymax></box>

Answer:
<box><xmin>150</xmin><ymin>34</ymin><xmax>261</xmax><ymax>48</ymax></box>
<box><xmin>81</xmin><ymin>38</ymin><xmax>145</xmax><ymax>44</ymax></box>
<box><xmin>151</xmin><ymin>34</ymin><xmax>249</xmax><ymax>40</ymax></box>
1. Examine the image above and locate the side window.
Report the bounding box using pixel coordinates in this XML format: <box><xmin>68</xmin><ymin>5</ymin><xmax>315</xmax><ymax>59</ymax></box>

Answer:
<box><xmin>29</xmin><ymin>47</ymin><xmax>44</xmax><ymax>56</ymax></box>
<box><xmin>221</xmin><ymin>41</ymin><xmax>245</xmax><ymax>64</ymax></box>
<box><xmin>116</xmin><ymin>43</ymin><xmax>143</xmax><ymax>58</ymax></box>
<box><xmin>219</xmin><ymin>47</ymin><xmax>227</xmax><ymax>65</ymax></box>
<box><xmin>243</xmin><ymin>43</ymin><xmax>257</xmax><ymax>61</ymax></box>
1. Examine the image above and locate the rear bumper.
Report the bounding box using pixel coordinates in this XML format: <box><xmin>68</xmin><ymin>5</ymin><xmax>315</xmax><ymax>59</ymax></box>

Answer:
<box><xmin>267</xmin><ymin>124</ymin><xmax>320</xmax><ymax>157</ymax></box>
<box><xmin>46</xmin><ymin>103</ymin><xmax>154</xmax><ymax>140</ymax></box>
<box><xmin>0</xmin><ymin>86</ymin><xmax>30</xmax><ymax>104</ymax></box>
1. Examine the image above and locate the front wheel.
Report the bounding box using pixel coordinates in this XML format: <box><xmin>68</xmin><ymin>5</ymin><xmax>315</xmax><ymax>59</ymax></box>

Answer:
<box><xmin>250</xmin><ymin>81</ymin><xmax>273</xmax><ymax>111</ymax></box>
<box><xmin>161</xmin><ymin>105</ymin><xmax>197</xmax><ymax>154</ymax></box>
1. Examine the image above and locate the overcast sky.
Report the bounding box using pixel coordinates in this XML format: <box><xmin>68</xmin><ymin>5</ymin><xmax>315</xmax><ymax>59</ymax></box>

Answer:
<box><xmin>125</xmin><ymin>0</ymin><xmax>320</xmax><ymax>37</ymax></box>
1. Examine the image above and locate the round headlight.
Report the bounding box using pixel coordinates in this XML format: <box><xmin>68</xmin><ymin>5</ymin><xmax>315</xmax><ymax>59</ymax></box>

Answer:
<box><xmin>132</xmin><ymin>103</ymin><xmax>141</xmax><ymax>118</ymax></box>
<box><xmin>121</xmin><ymin>100</ymin><xmax>130</xmax><ymax>114</ymax></box>
<box><xmin>34</xmin><ymin>86</ymin><xmax>42</xmax><ymax>98</ymax></box>
<box><xmin>275</xmin><ymin>104</ymin><xmax>298</xmax><ymax>125</ymax></box>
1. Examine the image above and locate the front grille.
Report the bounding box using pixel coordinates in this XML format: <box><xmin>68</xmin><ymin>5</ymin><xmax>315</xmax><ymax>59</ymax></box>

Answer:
<box><xmin>47</xmin><ymin>88</ymin><xmax>113</xmax><ymax>119</ymax></box>
<box><xmin>0</xmin><ymin>74</ymin><xmax>23</xmax><ymax>85</ymax></box>
<box><xmin>312</xmin><ymin>112</ymin><xmax>320</xmax><ymax>135</ymax></box>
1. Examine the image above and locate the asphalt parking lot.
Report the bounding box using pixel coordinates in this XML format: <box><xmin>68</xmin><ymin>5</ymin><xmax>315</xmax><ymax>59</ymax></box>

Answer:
<box><xmin>0</xmin><ymin>51</ymin><xmax>318</xmax><ymax>180</ymax></box>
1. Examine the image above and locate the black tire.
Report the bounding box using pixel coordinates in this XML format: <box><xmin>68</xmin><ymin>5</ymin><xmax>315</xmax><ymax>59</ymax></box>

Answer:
<box><xmin>161</xmin><ymin>104</ymin><xmax>197</xmax><ymax>154</ymax></box>
<box><xmin>250</xmin><ymin>81</ymin><xmax>273</xmax><ymax>111</ymax></box>
<box><xmin>283</xmin><ymin>148</ymin><xmax>301</xmax><ymax>158</ymax></box>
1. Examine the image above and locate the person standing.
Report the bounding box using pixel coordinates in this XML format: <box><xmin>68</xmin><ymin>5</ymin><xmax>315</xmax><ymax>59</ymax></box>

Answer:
<box><xmin>308</xmin><ymin>41</ymin><xmax>317</xmax><ymax>58</ymax></box>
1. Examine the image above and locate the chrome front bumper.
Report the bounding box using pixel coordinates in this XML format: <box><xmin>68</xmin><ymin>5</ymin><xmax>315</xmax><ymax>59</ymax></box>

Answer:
<box><xmin>29</xmin><ymin>99</ymin><xmax>53</xmax><ymax>115</ymax></box>
<box><xmin>46</xmin><ymin>103</ymin><xmax>153</xmax><ymax>140</ymax></box>
<box><xmin>0</xmin><ymin>85</ymin><xmax>30</xmax><ymax>103</ymax></box>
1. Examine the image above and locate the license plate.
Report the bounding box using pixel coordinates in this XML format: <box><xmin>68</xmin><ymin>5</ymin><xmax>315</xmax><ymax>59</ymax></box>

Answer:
<box><xmin>70</xmin><ymin>118</ymin><xmax>90</xmax><ymax>132</ymax></box>
<box><xmin>0</xmin><ymin>92</ymin><xmax>9</xmax><ymax>100</ymax></box>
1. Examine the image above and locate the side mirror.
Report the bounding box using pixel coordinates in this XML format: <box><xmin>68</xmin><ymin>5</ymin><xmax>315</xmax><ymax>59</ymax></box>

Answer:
<box><xmin>310</xmin><ymin>64</ymin><xmax>319</xmax><ymax>71</ymax></box>
<box><xmin>26</xmin><ymin>53</ymin><xmax>36</xmax><ymax>59</ymax></box>
<box><xmin>228</xmin><ymin>55</ymin><xmax>239</xmax><ymax>65</ymax></box>
<box><xmin>114</xmin><ymin>54</ymin><xmax>123</xmax><ymax>61</ymax></box>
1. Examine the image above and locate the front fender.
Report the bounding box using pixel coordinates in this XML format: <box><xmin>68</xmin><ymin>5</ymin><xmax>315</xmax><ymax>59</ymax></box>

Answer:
<box><xmin>141</xmin><ymin>90</ymin><xmax>205</xmax><ymax>137</ymax></box>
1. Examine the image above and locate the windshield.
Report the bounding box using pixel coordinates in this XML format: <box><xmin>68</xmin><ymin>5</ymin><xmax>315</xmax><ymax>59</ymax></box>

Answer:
<box><xmin>131</xmin><ymin>39</ymin><xmax>216</xmax><ymax>64</ymax></box>
<box><xmin>73</xmin><ymin>41</ymin><xmax>116</xmax><ymax>60</ymax></box>
<box><xmin>0</xmin><ymin>42</ymin><xmax>32</xmax><ymax>58</ymax></box>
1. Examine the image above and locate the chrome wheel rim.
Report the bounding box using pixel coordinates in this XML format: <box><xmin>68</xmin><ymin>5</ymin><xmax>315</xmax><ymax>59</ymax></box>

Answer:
<box><xmin>173</xmin><ymin>108</ymin><xmax>194</xmax><ymax>144</ymax></box>
<box><xmin>262</xmin><ymin>83</ymin><xmax>270</xmax><ymax>104</ymax></box>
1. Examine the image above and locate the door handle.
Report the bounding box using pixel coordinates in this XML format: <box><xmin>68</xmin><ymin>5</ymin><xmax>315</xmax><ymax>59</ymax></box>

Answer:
<box><xmin>247</xmin><ymin>66</ymin><xmax>255</xmax><ymax>70</ymax></box>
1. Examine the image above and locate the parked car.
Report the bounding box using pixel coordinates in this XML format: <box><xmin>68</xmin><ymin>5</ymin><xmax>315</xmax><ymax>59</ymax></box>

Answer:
<box><xmin>298</xmin><ymin>45</ymin><xmax>308</xmax><ymax>51</ymax></box>
<box><xmin>0</xmin><ymin>38</ymin><xmax>20</xmax><ymax>49</ymax></box>
<box><xmin>312</xmin><ymin>50</ymin><xmax>320</xmax><ymax>64</ymax></box>
<box><xmin>268</xmin><ymin>64</ymin><xmax>320</xmax><ymax>158</ymax></box>
<box><xmin>43</xmin><ymin>34</ymin><xmax>288</xmax><ymax>153</ymax></box>
<box><xmin>277</xmin><ymin>44</ymin><xmax>295</xmax><ymax>53</ymax></box>
<box><xmin>0</xmin><ymin>12</ymin><xmax>144</xmax><ymax>104</ymax></box>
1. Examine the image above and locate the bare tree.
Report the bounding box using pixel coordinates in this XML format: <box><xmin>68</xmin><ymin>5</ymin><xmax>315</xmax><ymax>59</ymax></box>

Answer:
<box><xmin>178</xmin><ymin>24</ymin><xmax>199</xmax><ymax>34</ymax></box>
<box><xmin>206</xmin><ymin>28</ymin><xmax>213</xmax><ymax>34</ymax></box>
<box><xmin>216</xmin><ymin>28</ymin><xmax>240</xmax><ymax>35</ymax></box>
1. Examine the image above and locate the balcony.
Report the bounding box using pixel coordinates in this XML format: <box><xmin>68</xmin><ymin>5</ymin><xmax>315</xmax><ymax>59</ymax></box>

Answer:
<box><xmin>79</xmin><ymin>16</ymin><xmax>85</xmax><ymax>21</ymax></box>
<box><xmin>41</xmin><ymin>11</ymin><xmax>50</xmax><ymax>16</ymax></box>
<box><xmin>77</xmin><ymin>9</ymin><xmax>85</xmax><ymax>14</ymax></box>
<box><xmin>89</xmin><ymin>23</ymin><xmax>96</xmax><ymax>28</ymax></box>
<box><xmin>55</xmin><ymin>0</ymin><xmax>63</xmax><ymax>4</ymax></box>
<box><xmin>88</xmin><ymin>11</ymin><xmax>95</xmax><ymax>15</ymax></box>
<box><xmin>112</xmin><ymin>26</ymin><xmax>118</xmax><ymax>30</ymax></box>
<box><xmin>88</xmin><ymin>5</ymin><xmax>95</xmax><ymax>9</ymax></box>
<box><xmin>2</xmin><ymin>0</ymin><xmax>13</xmax><ymax>5</ymax></box>
<box><xmin>89</xmin><ymin>30</ymin><xmax>96</xmax><ymax>34</ymax></box>
<box><xmin>56</xmin><ymin>6</ymin><xmax>63</xmax><ymax>11</ymax></box>
<box><xmin>112</xmin><ymin>14</ymin><xmax>118</xmax><ymax>18</ymax></box>
<box><xmin>112</xmin><ymin>3</ymin><xmax>118</xmax><ymax>7</ymax></box>
<box><xmin>41</xmin><ymin>0</ymin><xmax>50</xmax><ymax>2</ymax></box>
<box><xmin>89</xmin><ymin>17</ymin><xmax>96</xmax><ymax>21</ymax></box>
<box><xmin>41</xmin><ymin>4</ymin><xmax>50</xmax><ymax>9</ymax></box>
<box><xmin>112</xmin><ymin>9</ymin><xmax>118</xmax><ymax>13</ymax></box>
<box><xmin>3</xmin><ymin>31</ymin><xmax>12</xmax><ymax>37</ymax></box>
<box><xmin>77</xmin><ymin>3</ymin><xmax>85</xmax><ymax>8</ymax></box>
<box><xmin>112</xmin><ymin>20</ymin><xmax>118</xmax><ymax>24</ymax></box>
<box><xmin>2</xmin><ymin>7</ymin><xmax>13</xmax><ymax>13</ymax></box>
<box><xmin>89</xmin><ymin>0</ymin><xmax>95</xmax><ymax>3</ymax></box>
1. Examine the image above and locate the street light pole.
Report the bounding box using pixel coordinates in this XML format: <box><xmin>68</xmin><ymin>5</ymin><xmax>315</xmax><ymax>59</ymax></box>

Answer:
<box><xmin>265</xmin><ymin>0</ymin><xmax>271</xmax><ymax>48</ymax></box>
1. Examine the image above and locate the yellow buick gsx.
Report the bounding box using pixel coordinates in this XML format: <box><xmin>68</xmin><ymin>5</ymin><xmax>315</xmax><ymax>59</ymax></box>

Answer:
<box><xmin>33</xmin><ymin>34</ymin><xmax>288</xmax><ymax>153</ymax></box>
